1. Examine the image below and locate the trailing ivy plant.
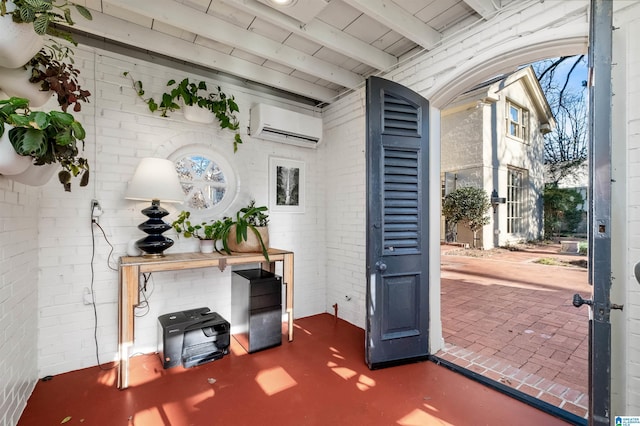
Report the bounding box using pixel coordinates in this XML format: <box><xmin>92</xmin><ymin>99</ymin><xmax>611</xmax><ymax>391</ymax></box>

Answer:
<box><xmin>123</xmin><ymin>72</ymin><xmax>243</xmax><ymax>152</ymax></box>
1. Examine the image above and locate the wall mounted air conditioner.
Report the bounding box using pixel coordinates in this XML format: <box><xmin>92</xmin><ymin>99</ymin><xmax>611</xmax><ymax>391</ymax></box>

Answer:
<box><xmin>249</xmin><ymin>103</ymin><xmax>322</xmax><ymax>148</ymax></box>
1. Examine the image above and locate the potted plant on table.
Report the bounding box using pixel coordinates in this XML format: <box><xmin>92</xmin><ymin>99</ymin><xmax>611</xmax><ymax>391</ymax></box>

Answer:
<box><xmin>172</xmin><ymin>200</ymin><xmax>270</xmax><ymax>261</ymax></box>
<box><xmin>216</xmin><ymin>200</ymin><xmax>270</xmax><ymax>261</ymax></box>
<box><xmin>0</xmin><ymin>96</ymin><xmax>89</xmax><ymax>190</ymax></box>
<box><xmin>171</xmin><ymin>210</ymin><xmax>220</xmax><ymax>254</ymax></box>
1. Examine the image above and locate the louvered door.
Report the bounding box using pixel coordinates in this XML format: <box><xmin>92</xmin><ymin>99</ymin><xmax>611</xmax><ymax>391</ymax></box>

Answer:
<box><xmin>366</xmin><ymin>76</ymin><xmax>430</xmax><ymax>368</ymax></box>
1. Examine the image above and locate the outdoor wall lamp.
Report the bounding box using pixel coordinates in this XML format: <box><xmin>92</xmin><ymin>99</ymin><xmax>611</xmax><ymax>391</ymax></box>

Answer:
<box><xmin>490</xmin><ymin>189</ymin><xmax>506</xmax><ymax>213</ymax></box>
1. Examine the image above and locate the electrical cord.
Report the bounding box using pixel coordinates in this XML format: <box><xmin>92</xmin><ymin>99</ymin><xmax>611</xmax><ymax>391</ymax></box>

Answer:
<box><xmin>135</xmin><ymin>273</ymin><xmax>154</xmax><ymax>317</ymax></box>
<box><xmin>90</xmin><ymin>217</ymin><xmax>117</xmax><ymax>371</ymax></box>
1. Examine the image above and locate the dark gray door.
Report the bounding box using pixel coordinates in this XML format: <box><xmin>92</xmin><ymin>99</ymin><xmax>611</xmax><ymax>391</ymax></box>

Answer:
<box><xmin>365</xmin><ymin>76</ymin><xmax>430</xmax><ymax>369</ymax></box>
<box><xmin>579</xmin><ymin>1</ymin><xmax>616</xmax><ymax>425</ymax></box>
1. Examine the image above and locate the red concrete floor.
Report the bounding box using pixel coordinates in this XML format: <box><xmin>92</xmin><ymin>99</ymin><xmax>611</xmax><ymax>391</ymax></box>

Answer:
<box><xmin>18</xmin><ymin>314</ymin><xmax>572</xmax><ymax>426</ymax></box>
<box><xmin>438</xmin><ymin>243</ymin><xmax>590</xmax><ymax>419</ymax></box>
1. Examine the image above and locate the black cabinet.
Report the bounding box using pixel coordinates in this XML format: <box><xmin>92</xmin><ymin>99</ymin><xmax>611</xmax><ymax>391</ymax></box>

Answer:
<box><xmin>231</xmin><ymin>269</ymin><xmax>282</xmax><ymax>353</ymax></box>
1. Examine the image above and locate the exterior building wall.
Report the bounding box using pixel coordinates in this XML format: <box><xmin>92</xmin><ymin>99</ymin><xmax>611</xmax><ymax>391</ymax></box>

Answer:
<box><xmin>441</xmin><ymin>104</ymin><xmax>486</xmax><ymax>247</ymax></box>
<box><xmin>441</xmin><ymin>75</ymin><xmax>547</xmax><ymax>249</ymax></box>
<box><xmin>492</xmin><ymin>79</ymin><xmax>546</xmax><ymax>247</ymax></box>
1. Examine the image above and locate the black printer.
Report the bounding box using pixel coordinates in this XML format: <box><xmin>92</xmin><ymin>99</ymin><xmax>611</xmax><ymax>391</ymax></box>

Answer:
<box><xmin>158</xmin><ymin>307</ymin><xmax>230</xmax><ymax>369</ymax></box>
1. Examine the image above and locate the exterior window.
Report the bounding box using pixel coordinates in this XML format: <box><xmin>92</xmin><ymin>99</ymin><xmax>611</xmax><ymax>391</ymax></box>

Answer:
<box><xmin>170</xmin><ymin>147</ymin><xmax>237</xmax><ymax>215</ymax></box>
<box><xmin>507</xmin><ymin>167</ymin><xmax>526</xmax><ymax>234</ymax></box>
<box><xmin>507</xmin><ymin>101</ymin><xmax>529</xmax><ymax>141</ymax></box>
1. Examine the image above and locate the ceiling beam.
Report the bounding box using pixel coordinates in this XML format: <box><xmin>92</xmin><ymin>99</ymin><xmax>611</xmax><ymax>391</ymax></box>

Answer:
<box><xmin>72</xmin><ymin>10</ymin><xmax>339</xmax><ymax>102</ymax></box>
<box><xmin>342</xmin><ymin>0</ymin><xmax>441</xmax><ymax>50</ymax></box>
<box><xmin>224</xmin><ymin>0</ymin><xmax>398</xmax><ymax>71</ymax></box>
<box><xmin>102</xmin><ymin>0</ymin><xmax>364</xmax><ymax>89</ymax></box>
<box><xmin>463</xmin><ymin>0</ymin><xmax>498</xmax><ymax>20</ymax></box>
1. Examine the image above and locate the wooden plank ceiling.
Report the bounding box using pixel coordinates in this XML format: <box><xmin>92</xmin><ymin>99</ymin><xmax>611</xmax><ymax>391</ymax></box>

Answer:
<box><xmin>71</xmin><ymin>0</ymin><xmax>509</xmax><ymax>104</ymax></box>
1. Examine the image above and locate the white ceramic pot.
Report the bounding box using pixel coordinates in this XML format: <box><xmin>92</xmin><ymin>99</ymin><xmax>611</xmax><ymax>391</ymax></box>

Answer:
<box><xmin>0</xmin><ymin>3</ymin><xmax>45</xmax><ymax>68</ymax></box>
<box><xmin>10</xmin><ymin>161</ymin><xmax>58</xmax><ymax>186</ymax></box>
<box><xmin>200</xmin><ymin>239</ymin><xmax>215</xmax><ymax>254</ymax></box>
<box><xmin>0</xmin><ymin>67</ymin><xmax>52</xmax><ymax>107</ymax></box>
<box><xmin>0</xmin><ymin>124</ymin><xmax>31</xmax><ymax>175</ymax></box>
<box><xmin>182</xmin><ymin>103</ymin><xmax>215</xmax><ymax>124</ymax></box>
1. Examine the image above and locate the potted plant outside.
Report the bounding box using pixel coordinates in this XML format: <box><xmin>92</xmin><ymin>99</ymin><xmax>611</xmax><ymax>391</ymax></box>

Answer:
<box><xmin>0</xmin><ymin>96</ymin><xmax>89</xmax><ymax>190</ymax></box>
<box><xmin>124</xmin><ymin>73</ymin><xmax>243</xmax><ymax>152</ymax></box>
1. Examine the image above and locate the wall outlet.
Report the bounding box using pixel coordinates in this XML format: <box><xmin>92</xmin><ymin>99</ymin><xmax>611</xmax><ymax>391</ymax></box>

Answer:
<box><xmin>83</xmin><ymin>288</ymin><xmax>93</xmax><ymax>305</ymax></box>
<box><xmin>91</xmin><ymin>199</ymin><xmax>103</xmax><ymax>221</ymax></box>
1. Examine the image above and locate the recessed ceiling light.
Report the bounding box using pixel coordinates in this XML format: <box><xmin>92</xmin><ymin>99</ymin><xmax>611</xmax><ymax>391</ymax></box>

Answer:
<box><xmin>268</xmin><ymin>0</ymin><xmax>297</xmax><ymax>7</ymax></box>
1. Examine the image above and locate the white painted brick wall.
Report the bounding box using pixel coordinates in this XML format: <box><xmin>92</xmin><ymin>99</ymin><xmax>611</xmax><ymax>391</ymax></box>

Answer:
<box><xmin>612</xmin><ymin>1</ymin><xmax>640</xmax><ymax>417</ymax></box>
<box><xmin>0</xmin><ymin>44</ymin><xmax>328</xmax><ymax>388</ymax></box>
<box><xmin>322</xmin><ymin>90</ymin><xmax>367</xmax><ymax>328</ymax></box>
<box><xmin>0</xmin><ymin>179</ymin><xmax>40</xmax><ymax>426</ymax></box>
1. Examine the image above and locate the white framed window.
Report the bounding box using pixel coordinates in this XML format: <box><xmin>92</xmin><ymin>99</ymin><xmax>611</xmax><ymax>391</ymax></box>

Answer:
<box><xmin>507</xmin><ymin>167</ymin><xmax>527</xmax><ymax>234</ymax></box>
<box><xmin>169</xmin><ymin>145</ymin><xmax>237</xmax><ymax>216</ymax></box>
<box><xmin>506</xmin><ymin>100</ymin><xmax>529</xmax><ymax>141</ymax></box>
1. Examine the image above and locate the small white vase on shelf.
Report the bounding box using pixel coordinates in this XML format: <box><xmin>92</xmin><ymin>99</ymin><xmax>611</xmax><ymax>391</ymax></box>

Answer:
<box><xmin>0</xmin><ymin>124</ymin><xmax>31</xmax><ymax>175</ymax></box>
<box><xmin>0</xmin><ymin>3</ymin><xmax>44</xmax><ymax>69</ymax></box>
<box><xmin>200</xmin><ymin>239</ymin><xmax>215</xmax><ymax>254</ymax></box>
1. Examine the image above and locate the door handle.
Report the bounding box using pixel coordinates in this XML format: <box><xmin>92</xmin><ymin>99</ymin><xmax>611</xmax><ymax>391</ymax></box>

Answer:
<box><xmin>572</xmin><ymin>293</ymin><xmax>592</xmax><ymax>308</ymax></box>
<box><xmin>375</xmin><ymin>261</ymin><xmax>387</xmax><ymax>272</ymax></box>
<box><xmin>573</xmin><ymin>293</ymin><xmax>624</xmax><ymax>310</ymax></box>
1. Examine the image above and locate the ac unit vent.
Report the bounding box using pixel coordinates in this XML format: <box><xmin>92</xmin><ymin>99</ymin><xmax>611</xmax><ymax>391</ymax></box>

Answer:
<box><xmin>250</xmin><ymin>103</ymin><xmax>322</xmax><ymax>148</ymax></box>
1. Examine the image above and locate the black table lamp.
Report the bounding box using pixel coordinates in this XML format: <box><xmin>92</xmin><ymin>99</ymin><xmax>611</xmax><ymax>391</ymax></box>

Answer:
<box><xmin>125</xmin><ymin>157</ymin><xmax>184</xmax><ymax>257</ymax></box>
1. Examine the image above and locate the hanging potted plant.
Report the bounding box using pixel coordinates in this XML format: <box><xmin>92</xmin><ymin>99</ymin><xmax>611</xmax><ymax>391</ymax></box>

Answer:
<box><xmin>124</xmin><ymin>73</ymin><xmax>243</xmax><ymax>152</ymax></box>
<box><xmin>0</xmin><ymin>0</ymin><xmax>92</xmax><ymax>69</ymax></box>
<box><xmin>25</xmin><ymin>41</ymin><xmax>91</xmax><ymax>111</ymax></box>
<box><xmin>0</xmin><ymin>1</ymin><xmax>44</xmax><ymax>69</ymax></box>
<box><xmin>0</xmin><ymin>96</ymin><xmax>89</xmax><ymax>190</ymax></box>
<box><xmin>0</xmin><ymin>41</ymin><xmax>90</xmax><ymax>109</ymax></box>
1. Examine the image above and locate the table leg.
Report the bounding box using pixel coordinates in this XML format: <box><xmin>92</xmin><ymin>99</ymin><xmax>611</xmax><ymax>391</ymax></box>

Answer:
<box><xmin>283</xmin><ymin>253</ymin><xmax>294</xmax><ymax>342</ymax></box>
<box><xmin>118</xmin><ymin>265</ymin><xmax>139</xmax><ymax>389</ymax></box>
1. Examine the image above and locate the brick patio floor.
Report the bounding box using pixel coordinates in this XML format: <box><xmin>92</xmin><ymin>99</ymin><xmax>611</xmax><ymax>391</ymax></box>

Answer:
<box><xmin>437</xmin><ymin>242</ymin><xmax>591</xmax><ymax>419</ymax></box>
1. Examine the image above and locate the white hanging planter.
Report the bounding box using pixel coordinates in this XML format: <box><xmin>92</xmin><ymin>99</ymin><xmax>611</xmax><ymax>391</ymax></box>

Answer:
<box><xmin>0</xmin><ymin>67</ymin><xmax>52</xmax><ymax>107</ymax></box>
<box><xmin>0</xmin><ymin>3</ymin><xmax>45</xmax><ymax>69</ymax></box>
<box><xmin>182</xmin><ymin>102</ymin><xmax>214</xmax><ymax>124</ymax></box>
<box><xmin>10</xmin><ymin>161</ymin><xmax>58</xmax><ymax>186</ymax></box>
<box><xmin>0</xmin><ymin>124</ymin><xmax>31</xmax><ymax>175</ymax></box>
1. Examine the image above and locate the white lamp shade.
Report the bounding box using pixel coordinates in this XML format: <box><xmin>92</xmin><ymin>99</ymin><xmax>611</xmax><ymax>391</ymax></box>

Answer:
<box><xmin>125</xmin><ymin>157</ymin><xmax>184</xmax><ymax>203</ymax></box>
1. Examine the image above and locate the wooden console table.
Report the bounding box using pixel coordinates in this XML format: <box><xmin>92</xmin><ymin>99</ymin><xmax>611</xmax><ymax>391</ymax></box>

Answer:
<box><xmin>117</xmin><ymin>249</ymin><xmax>294</xmax><ymax>389</ymax></box>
